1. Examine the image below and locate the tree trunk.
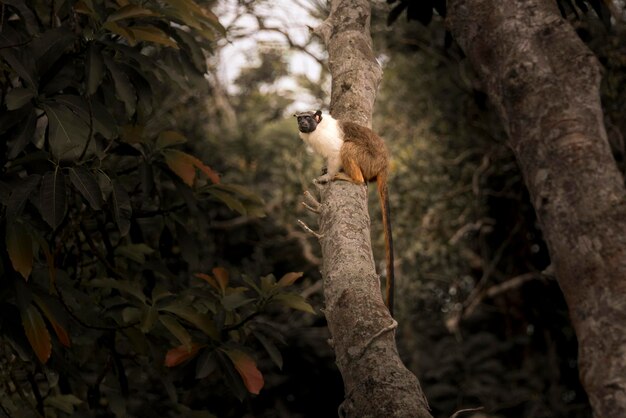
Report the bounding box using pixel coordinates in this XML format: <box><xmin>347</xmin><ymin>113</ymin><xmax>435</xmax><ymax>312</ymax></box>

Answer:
<box><xmin>310</xmin><ymin>1</ymin><xmax>431</xmax><ymax>416</ymax></box>
<box><xmin>447</xmin><ymin>1</ymin><xmax>626</xmax><ymax>416</ymax></box>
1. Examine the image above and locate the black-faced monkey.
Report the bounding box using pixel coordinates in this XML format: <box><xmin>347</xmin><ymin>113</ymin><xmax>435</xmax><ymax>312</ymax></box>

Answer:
<box><xmin>294</xmin><ymin>110</ymin><xmax>395</xmax><ymax>315</ymax></box>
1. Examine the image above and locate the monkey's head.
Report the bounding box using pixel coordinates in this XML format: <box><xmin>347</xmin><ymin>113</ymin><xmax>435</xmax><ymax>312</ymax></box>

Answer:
<box><xmin>294</xmin><ymin>110</ymin><xmax>322</xmax><ymax>133</ymax></box>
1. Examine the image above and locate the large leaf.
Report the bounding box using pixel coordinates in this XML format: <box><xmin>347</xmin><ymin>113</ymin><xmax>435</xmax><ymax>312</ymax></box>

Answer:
<box><xmin>160</xmin><ymin>303</ymin><xmax>218</xmax><ymax>340</ymax></box>
<box><xmin>39</xmin><ymin>168</ymin><xmax>67</xmax><ymax>230</ymax></box>
<box><xmin>33</xmin><ymin>295</ymin><xmax>71</xmax><ymax>348</ymax></box>
<box><xmin>127</xmin><ymin>25</ymin><xmax>179</xmax><ymax>48</ymax></box>
<box><xmin>0</xmin><ymin>48</ymin><xmax>37</xmax><ymax>89</ymax></box>
<box><xmin>277</xmin><ymin>272</ymin><xmax>304</xmax><ymax>288</ymax></box>
<box><xmin>252</xmin><ymin>331</ymin><xmax>283</xmax><ymax>370</ymax></box>
<box><xmin>272</xmin><ymin>293</ymin><xmax>315</xmax><ymax>315</ymax></box>
<box><xmin>103</xmin><ymin>54</ymin><xmax>137</xmax><ymax>118</ymax></box>
<box><xmin>6</xmin><ymin>174</ymin><xmax>41</xmax><ymax>219</ymax></box>
<box><xmin>21</xmin><ymin>303</ymin><xmax>52</xmax><ymax>363</ymax></box>
<box><xmin>6</xmin><ymin>88</ymin><xmax>35</xmax><ymax>111</ymax></box>
<box><xmin>172</xmin><ymin>27</ymin><xmax>207</xmax><ymax>73</ymax></box>
<box><xmin>43</xmin><ymin>101</ymin><xmax>91</xmax><ymax>161</ymax></box>
<box><xmin>163</xmin><ymin>150</ymin><xmax>220</xmax><ymax>186</ymax></box>
<box><xmin>8</xmin><ymin>106</ymin><xmax>36</xmax><ymax>159</ymax></box>
<box><xmin>6</xmin><ymin>222</ymin><xmax>33</xmax><ymax>280</ymax></box>
<box><xmin>68</xmin><ymin>167</ymin><xmax>103</xmax><ymax>209</ymax></box>
<box><xmin>111</xmin><ymin>180</ymin><xmax>132</xmax><ymax>236</ymax></box>
<box><xmin>53</xmin><ymin>94</ymin><xmax>117</xmax><ymax>139</ymax></box>
<box><xmin>31</xmin><ymin>27</ymin><xmax>76</xmax><ymax>75</ymax></box>
<box><xmin>106</xmin><ymin>4</ymin><xmax>159</xmax><ymax>22</ymax></box>
<box><xmin>159</xmin><ymin>315</ymin><xmax>193</xmax><ymax>350</ymax></box>
<box><xmin>85</xmin><ymin>42</ymin><xmax>105</xmax><ymax>95</ymax></box>
<box><xmin>222</xmin><ymin>349</ymin><xmax>264</xmax><ymax>395</ymax></box>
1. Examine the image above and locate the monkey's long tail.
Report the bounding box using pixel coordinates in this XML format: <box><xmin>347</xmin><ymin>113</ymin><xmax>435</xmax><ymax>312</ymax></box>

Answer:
<box><xmin>377</xmin><ymin>175</ymin><xmax>394</xmax><ymax>316</ymax></box>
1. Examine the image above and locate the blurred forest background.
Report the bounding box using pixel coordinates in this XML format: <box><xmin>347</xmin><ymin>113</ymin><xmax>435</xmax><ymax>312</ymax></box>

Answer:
<box><xmin>1</xmin><ymin>0</ymin><xmax>625</xmax><ymax>417</ymax></box>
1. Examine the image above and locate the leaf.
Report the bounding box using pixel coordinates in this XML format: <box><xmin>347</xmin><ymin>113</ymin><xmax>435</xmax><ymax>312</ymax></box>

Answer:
<box><xmin>32</xmin><ymin>295</ymin><xmax>71</xmax><ymax>348</ymax></box>
<box><xmin>127</xmin><ymin>25</ymin><xmax>179</xmax><ymax>48</ymax></box>
<box><xmin>156</xmin><ymin>130</ymin><xmax>187</xmax><ymax>149</ymax></box>
<box><xmin>160</xmin><ymin>303</ymin><xmax>218</xmax><ymax>340</ymax></box>
<box><xmin>140</xmin><ymin>305</ymin><xmax>158</xmax><ymax>333</ymax></box>
<box><xmin>272</xmin><ymin>293</ymin><xmax>316</xmax><ymax>315</ymax></box>
<box><xmin>39</xmin><ymin>168</ymin><xmax>67</xmax><ymax>230</ymax></box>
<box><xmin>159</xmin><ymin>315</ymin><xmax>193</xmax><ymax>350</ymax></box>
<box><xmin>221</xmin><ymin>294</ymin><xmax>255</xmax><ymax>311</ymax></box>
<box><xmin>6</xmin><ymin>222</ymin><xmax>33</xmax><ymax>280</ymax></box>
<box><xmin>206</xmin><ymin>188</ymin><xmax>246</xmax><ymax>214</ymax></box>
<box><xmin>164</xmin><ymin>343</ymin><xmax>202</xmax><ymax>367</ymax></box>
<box><xmin>6</xmin><ymin>174</ymin><xmax>41</xmax><ymax>219</ymax></box>
<box><xmin>103</xmin><ymin>21</ymin><xmax>136</xmax><ymax>45</ymax></box>
<box><xmin>111</xmin><ymin>180</ymin><xmax>132</xmax><ymax>236</ymax></box>
<box><xmin>43</xmin><ymin>101</ymin><xmax>91</xmax><ymax>160</ymax></box>
<box><xmin>88</xmin><ymin>278</ymin><xmax>146</xmax><ymax>303</ymax></box>
<box><xmin>163</xmin><ymin>149</ymin><xmax>196</xmax><ymax>187</ymax></box>
<box><xmin>69</xmin><ymin>167</ymin><xmax>103</xmax><ymax>209</ymax></box>
<box><xmin>116</xmin><ymin>243</ymin><xmax>154</xmax><ymax>264</ymax></box>
<box><xmin>195</xmin><ymin>350</ymin><xmax>218</xmax><ymax>379</ymax></box>
<box><xmin>6</xmin><ymin>88</ymin><xmax>35</xmax><ymax>110</ymax></box>
<box><xmin>21</xmin><ymin>303</ymin><xmax>52</xmax><ymax>363</ymax></box>
<box><xmin>277</xmin><ymin>272</ymin><xmax>304</xmax><ymax>288</ymax></box>
<box><xmin>85</xmin><ymin>43</ymin><xmax>105</xmax><ymax>95</ymax></box>
<box><xmin>194</xmin><ymin>273</ymin><xmax>220</xmax><ymax>290</ymax></box>
<box><xmin>52</xmin><ymin>95</ymin><xmax>117</xmax><ymax>139</ymax></box>
<box><xmin>172</xmin><ymin>27</ymin><xmax>207</xmax><ymax>73</ymax></box>
<box><xmin>212</xmin><ymin>267</ymin><xmax>229</xmax><ymax>292</ymax></box>
<box><xmin>8</xmin><ymin>106</ymin><xmax>36</xmax><ymax>159</ymax></box>
<box><xmin>103</xmin><ymin>54</ymin><xmax>137</xmax><ymax>117</ymax></box>
<box><xmin>222</xmin><ymin>349</ymin><xmax>264</xmax><ymax>395</ymax></box>
<box><xmin>44</xmin><ymin>394</ymin><xmax>82</xmax><ymax>414</ymax></box>
<box><xmin>253</xmin><ymin>331</ymin><xmax>283</xmax><ymax>370</ymax></box>
<box><xmin>31</xmin><ymin>27</ymin><xmax>76</xmax><ymax>75</ymax></box>
<box><xmin>0</xmin><ymin>49</ymin><xmax>37</xmax><ymax>89</ymax></box>
<box><xmin>106</xmin><ymin>4</ymin><xmax>159</xmax><ymax>22</ymax></box>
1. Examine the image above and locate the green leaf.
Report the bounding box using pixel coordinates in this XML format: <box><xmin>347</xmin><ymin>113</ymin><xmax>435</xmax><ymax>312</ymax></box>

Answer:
<box><xmin>195</xmin><ymin>350</ymin><xmax>218</xmax><ymax>379</ymax></box>
<box><xmin>6</xmin><ymin>174</ymin><xmax>41</xmax><ymax>219</ymax></box>
<box><xmin>68</xmin><ymin>167</ymin><xmax>103</xmax><ymax>210</ymax></box>
<box><xmin>111</xmin><ymin>180</ymin><xmax>132</xmax><ymax>236</ymax></box>
<box><xmin>88</xmin><ymin>278</ymin><xmax>146</xmax><ymax>303</ymax></box>
<box><xmin>32</xmin><ymin>27</ymin><xmax>76</xmax><ymax>75</ymax></box>
<box><xmin>6</xmin><ymin>222</ymin><xmax>33</xmax><ymax>280</ymax></box>
<box><xmin>6</xmin><ymin>88</ymin><xmax>34</xmax><ymax>110</ymax></box>
<box><xmin>85</xmin><ymin>43</ymin><xmax>105</xmax><ymax>96</ymax></box>
<box><xmin>103</xmin><ymin>54</ymin><xmax>136</xmax><ymax>118</ymax></box>
<box><xmin>221</xmin><ymin>294</ymin><xmax>255</xmax><ymax>311</ymax></box>
<box><xmin>277</xmin><ymin>272</ymin><xmax>304</xmax><ymax>288</ymax></box>
<box><xmin>39</xmin><ymin>168</ymin><xmax>67</xmax><ymax>230</ymax></box>
<box><xmin>159</xmin><ymin>314</ymin><xmax>193</xmax><ymax>350</ymax></box>
<box><xmin>272</xmin><ymin>293</ymin><xmax>316</xmax><ymax>315</ymax></box>
<box><xmin>43</xmin><ymin>101</ymin><xmax>91</xmax><ymax>161</ymax></box>
<box><xmin>252</xmin><ymin>331</ymin><xmax>283</xmax><ymax>370</ymax></box>
<box><xmin>106</xmin><ymin>4</ymin><xmax>159</xmax><ymax>22</ymax></box>
<box><xmin>172</xmin><ymin>27</ymin><xmax>207</xmax><ymax>73</ymax></box>
<box><xmin>21</xmin><ymin>303</ymin><xmax>52</xmax><ymax>363</ymax></box>
<box><xmin>116</xmin><ymin>243</ymin><xmax>154</xmax><ymax>264</ymax></box>
<box><xmin>160</xmin><ymin>303</ymin><xmax>218</xmax><ymax>340</ymax></box>
<box><xmin>140</xmin><ymin>305</ymin><xmax>158</xmax><ymax>333</ymax></box>
<box><xmin>44</xmin><ymin>394</ymin><xmax>82</xmax><ymax>414</ymax></box>
<box><xmin>127</xmin><ymin>25</ymin><xmax>179</xmax><ymax>48</ymax></box>
<box><xmin>206</xmin><ymin>187</ymin><xmax>246</xmax><ymax>215</ymax></box>
<box><xmin>51</xmin><ymin>95</ymin><xmax>117</xmax><ymax>140</ymax></box>
<box><xmin>0</xmin><ymin>49</ymin><xmax>37</xmax><ymax>89</ymax></box>
<box><xmin>8</xmin><ymin>106</ymin><xmax>36</xmax><ymax>159</ymax></box>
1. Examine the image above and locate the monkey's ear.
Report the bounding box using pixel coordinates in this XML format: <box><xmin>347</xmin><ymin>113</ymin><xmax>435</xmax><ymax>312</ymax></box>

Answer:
<box><xmin>314</xmin><ymin>110</ymin><xmax>322</xmax><ymax>123</ymax></box>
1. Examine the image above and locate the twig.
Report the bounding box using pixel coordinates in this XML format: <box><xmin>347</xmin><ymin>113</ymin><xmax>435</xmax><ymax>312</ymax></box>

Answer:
<box><xmin>297</xmin><ymin>219</ymin><xmax>323</xmax><ymax>239</ymax></box>
<box><xmin>450</xmin><ymin>406</ymin><xmax>484</xmax><ymax>418</ymax></box>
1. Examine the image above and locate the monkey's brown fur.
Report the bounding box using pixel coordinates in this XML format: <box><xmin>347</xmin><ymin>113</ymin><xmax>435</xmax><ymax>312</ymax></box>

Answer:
<box><xmin>338</xmin><ymin>122</ymin><xmax>395</xmax><ymax>315</ymax></box>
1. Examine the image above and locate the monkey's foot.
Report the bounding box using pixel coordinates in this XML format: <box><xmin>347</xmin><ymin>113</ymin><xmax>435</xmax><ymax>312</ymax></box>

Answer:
<box><xmin>314</xmin><ymin>173</ymin><xmax>332</xmax><ymax>184</ymax></box>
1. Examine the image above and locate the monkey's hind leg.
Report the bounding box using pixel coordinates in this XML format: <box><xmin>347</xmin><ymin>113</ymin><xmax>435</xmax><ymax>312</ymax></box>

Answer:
<box><xmin>336</xmin><ymin>157</ymin><xmax>366</xmax><ymax>185</ymax></box>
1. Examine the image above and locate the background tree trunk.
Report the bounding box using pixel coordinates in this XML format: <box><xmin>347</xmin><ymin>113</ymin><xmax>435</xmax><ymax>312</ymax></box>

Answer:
<box><xmin>447</xmin><ymin>1</ymin><xmax>626</xmax><ymax>416</ymax></box>
<box><xmin>310</xmin><ymin>0</ymin><xmax>431</xmax><ymax>416</ymax></box>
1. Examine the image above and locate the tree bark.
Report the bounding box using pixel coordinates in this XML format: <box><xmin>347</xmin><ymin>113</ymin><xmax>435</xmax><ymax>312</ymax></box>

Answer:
<box><xmin>447</xmin><ymin>1</ymin><xmax>626</xmax><ymax>416</ymax></box>
<box><xmin>310</xmin><ymin>1</ymin><xmax>431</xmax><ymax>417</ymax></box>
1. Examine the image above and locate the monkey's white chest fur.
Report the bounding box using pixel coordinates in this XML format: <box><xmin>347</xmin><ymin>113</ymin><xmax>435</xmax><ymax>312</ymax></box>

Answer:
<box><xmin>299</xmin><ymin>116</ymin><xmax>343</xmax><ymax>159</ymax></box>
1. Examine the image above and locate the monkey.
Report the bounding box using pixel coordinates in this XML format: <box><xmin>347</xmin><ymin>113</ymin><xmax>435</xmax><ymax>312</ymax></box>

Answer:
<box><xmin>294</xmin><ymin>110</ymin><xmax>395</xmax><ymax>315</ymax></box>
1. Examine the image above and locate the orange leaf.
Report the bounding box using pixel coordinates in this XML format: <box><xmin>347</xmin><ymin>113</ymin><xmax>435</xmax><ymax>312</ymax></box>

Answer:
<box><xmin>277</xmin><ymin>272</ymin><xmax>304</xmax><ymax>288</ymax></box>
<box><xmin>191</xmin><ymin>157</ymin><xmax>220</xmax><ymax>184</ymax></box>
<box><xmin>164</xmin><ymin>343</ymin><xmax>202</xmax><ymax>367</ymax></box>
<box><xmin>163</xmin><ymin>149</ymin><xmax>196</xmax><ymax>186</ymax></box>
<box><xmin>6</xmin><ymin>222</ymin><xmax>33</xmax><ymax>280</ymax></box>
<box><xmin>223</xmin><ymin>349</ymin><xmax>264</xmax><ymax>395</ymax></box>
<box><xmin>33</xmin><ymin>296</ymin><xmax>71</xmax><ymax>348</ymax></box>
<box><xmin>194</xmin><ymin>272</ymin><xmax>220</xmax><ymax>290</ymax></box>
<box><xmin>21</xmin><ymin>304</ymin><xmax>52</xmax><ymax>363</ymax></box>
<box><xmin>212</xmin><ymin>267</ymin><xmax>229</xmax><ymax>292</ymax></box>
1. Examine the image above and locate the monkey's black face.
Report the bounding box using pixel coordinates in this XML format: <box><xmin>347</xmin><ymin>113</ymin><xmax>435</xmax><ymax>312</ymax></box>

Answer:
<box><xmin>294</xmin><ymin>111</ymin><xmax>322</xmax><ymax>133</ymax></box>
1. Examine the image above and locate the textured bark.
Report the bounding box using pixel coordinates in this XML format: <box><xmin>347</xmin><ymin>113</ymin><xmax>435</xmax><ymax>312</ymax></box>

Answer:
<box><xmin>448</xmin><ymin>1</ymin><xmax>626</xmax><ymax>416</ymax></box>
<box><xmin>310</xmin><ymin>1</ymin><xmax>431</xmax><ymax>417</ymax></box>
